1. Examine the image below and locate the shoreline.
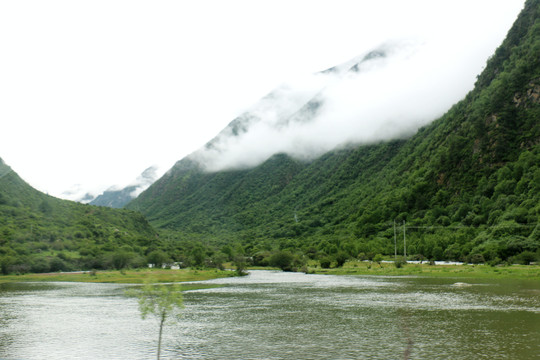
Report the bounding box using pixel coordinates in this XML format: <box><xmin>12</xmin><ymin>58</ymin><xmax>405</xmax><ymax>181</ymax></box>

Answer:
<box><xmin>0</xmin><ymin>268</ymin><xmax>235</xmax><ymax>284</ymax></box>
<box><xmin>1</xmin><ymin>262</ymin><xmax>539</xmax><ymax>284</ymax></box>
<box><xmin>307</xmin><ymin>261</ymin><xmax>540</xmax><ymax>279</ymax></box>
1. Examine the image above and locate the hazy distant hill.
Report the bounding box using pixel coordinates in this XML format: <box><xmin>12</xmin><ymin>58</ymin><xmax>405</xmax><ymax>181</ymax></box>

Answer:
<box><xmin>90</xmin><ymin>166</ymin><xmax>159</xmax><ymax>208</ymax></box>
<box><xmin>128</xmin><ymin>0</ymin><xmax>539</xmax><ymax>264</ymax></box>
<box><xmin>0</xmin><ymin>157</ymin><xmax>156</xmax><ymax>274</ymax></box>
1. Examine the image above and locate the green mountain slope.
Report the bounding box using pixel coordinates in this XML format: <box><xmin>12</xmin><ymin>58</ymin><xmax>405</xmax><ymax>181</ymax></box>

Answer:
<box><xmin>0</xmin><ymin>158</ymin><xmax>157</xmax><ymax>274</ymax></box>
<box><xmin>128</xmin><ymin>0</ymin><xmax>540</xmax><ymax>265</ymax></box>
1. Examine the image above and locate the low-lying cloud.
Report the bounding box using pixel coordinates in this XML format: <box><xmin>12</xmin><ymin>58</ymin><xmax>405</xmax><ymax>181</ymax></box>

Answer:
<box><xmin>189</xmin><ymin>38</ymin><xmax>493</xmax><ymax>172</ymax></box>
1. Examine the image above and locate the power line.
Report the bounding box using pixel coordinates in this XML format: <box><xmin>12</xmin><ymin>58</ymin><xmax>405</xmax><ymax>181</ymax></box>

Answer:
<box><xmin>404</xmin><ymin>223</ymin><xmax>537</xmax><ymax>229</ymax></box>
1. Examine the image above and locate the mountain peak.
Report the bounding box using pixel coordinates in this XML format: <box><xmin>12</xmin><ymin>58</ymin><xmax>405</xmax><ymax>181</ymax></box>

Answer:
<box><xmin>128</xmin><ymin>0</ymin><xmax>540</xmax><ymax>267</ymax></box>
<box><xmin>88</xmin><ymin>165</ymin><xmax>161</xmax><ymax>208</ymax></box>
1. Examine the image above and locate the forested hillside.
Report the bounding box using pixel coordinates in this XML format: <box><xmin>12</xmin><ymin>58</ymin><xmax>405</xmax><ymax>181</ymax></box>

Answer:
<box><xmin>134</xmin><ymin>0</ymin><xmax>539</xmax><ymax>267</ymax></box>
<box><xmin>0</xmin><ymin>158</ymin><xmax>157</xmax><ymax>274</ymax></box>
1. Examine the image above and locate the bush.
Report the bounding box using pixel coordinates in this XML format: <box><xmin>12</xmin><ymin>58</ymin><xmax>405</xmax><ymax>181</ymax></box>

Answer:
<box><xmin>233</xmin><ymin>256</ymin><xmax>248</xmax><ymax>276</ymax></box>
<box><xmin>0</xmin><ymin>256</ymin><xmax>14</xmax><ymax>275</ymax></box>
<box><xmin>147</xmin><ymin>250</ymin><xmax>171</xmax><ymax>268</ymax></box>
<box><xmin>252</xmin><ymin>251</ymin><xmax>273</xmax><ymax>267</ymax></box>
<box><xmin>357</xmin><ymin>252</ymin><xmax>368</xmax><ymax>261</ymax></box>
<box><xmin>516</xmin><ymin>251</ymin><xmax>537</xmax><ymax>265</ymax></box>
<box><xmin>488</xmin><ymin>257</ymin><xmax>503</xmax><ymax>267</ymax></box>
<box><xmin>112</xmin><ymin>251</ymin><xmax>132</xmax><ymax>270</ymax></box>
<box><xmin>320</xmin><ymin>256</ymin><xmax>332</xmax><ymax>269</ymax></box>
<box><xmin>269</xmin><ymin>251</ymin><xmax>294</xmax><ymax>271</ymax></box>
<box><xmin>394</xmin><ymin>256</ymin><xmax>407</xmax><ymax>268</ymax></box>
<box><xmin>29</xmin><ymin>257</ymin><xmax>50</xmax><ymax>273</ymax></box>
<box><xmin>468</xmin><ymin>253</ymin><xmax>485</xmax><ymax>265</ymax></box>
<box><xmin>335</xmin><ymin>251</ymin><xmax>350</xmax><ymax>268</ymax></box>
<box><xmin>49</xmin><ymin>257</ymin><xmax>68</xmax><ymax>272</ymax></box>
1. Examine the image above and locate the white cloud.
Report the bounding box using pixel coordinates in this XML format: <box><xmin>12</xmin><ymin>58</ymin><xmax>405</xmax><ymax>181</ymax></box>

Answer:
<box><xmin>0</xmin><ymin>0</ymin><xmax>526</xmax><ymax>199</ymax></box>
<box><xmin>190</xmin><ymin>30</ymin><xmax>516</xmax><ymax>172</ymax></box>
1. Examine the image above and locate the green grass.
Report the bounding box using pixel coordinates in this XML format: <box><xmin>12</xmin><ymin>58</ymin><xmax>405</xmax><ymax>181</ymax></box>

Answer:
<box><xmin>0</xmin><ymin>268</ymin><xmax>236</xmax><ymax>284</ymax></box>
<box><xmin>309</xmin><ymin>260</ymin><xmax>540</xmax><ymax>279</ymax></box>
<box><xmin>2</xmin><ymin>263</ymin><xmax>539</xmax><ymax>285</ymax></box>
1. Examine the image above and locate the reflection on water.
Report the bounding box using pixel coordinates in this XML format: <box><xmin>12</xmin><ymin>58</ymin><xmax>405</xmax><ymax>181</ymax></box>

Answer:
<box><xmin>0</xmin><ymin>271</ymin><xmax>539</xmax><ymax>359</ymax></box>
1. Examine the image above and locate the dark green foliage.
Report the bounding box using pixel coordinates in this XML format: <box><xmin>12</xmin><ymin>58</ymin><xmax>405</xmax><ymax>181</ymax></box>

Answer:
<box><xmin>268</xmin><ymin>250</ymin><xmax>305</xmax><ymax>272</ymax></box>
<box><xmin>233</xmin><ymin>256</ymin><xmax>248</xmax><ymax>276</ymax></box>
<box><xmin>373</xmin><ymin>254</ymin><xmax>384</xmax><ymax>265</ymax></box>
<box><xmin>147</xmin><ymin>250</ymin><xmax>171</xmax><ymax>268</ymax></box>
<box><xmin>319</xmin><ymin>256</ymin><xmax>332</xmax><ymax>269</ymax></box>
<box><xmin>5</xmin><ymin>0</ymin><xmax>535</xmax><ymax>273</ymax></box>
<box><xmin>335</xmin><ymin>251</ymin><xmax>350</xmax><ymax>268</ymax></box>
<box><xmin>515</xmin><ymin>250</ymin><xmax>538</xmax><ymax>265</ymax></box>
<box><xmin>127</xmin><ymin>1</ymin><xmax>540</xmax><ymax>268</ymax></box>
<box><xmin>269</xmin><ymin>251</ymin><xmax>295</xmax><ymax>271</ymax></box>
<box><xmin>0</xmin><ymin>158</ymin><xmax>156</xmax><ymax>274</ymax></box>
<box><xmin>394</xmin><ymin>256</ymin><xmax>407</xmax><ymax>268</ymax></box>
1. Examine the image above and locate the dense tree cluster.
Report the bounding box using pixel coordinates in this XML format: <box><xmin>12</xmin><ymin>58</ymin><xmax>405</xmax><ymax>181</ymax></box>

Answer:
<box><xmin>128</xmin><ymin>0</ymin><xmax>540</xmax><ymax>268</ymax></box>
<box><xmin>0</xmin><ymin>161</ymin><xmax>157</xmax><ymax>274</ymax></box>
<box><xmin>1</xmin><ymin>1</ymin><xmax>539</xmax><ymax>275</ymax></box>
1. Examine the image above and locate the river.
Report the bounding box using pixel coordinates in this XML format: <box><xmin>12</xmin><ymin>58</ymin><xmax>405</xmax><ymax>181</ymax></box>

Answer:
<box><xmin>1</xmin><ymin>270</ymin><xmax>539</xmax><ymax>359</ymax></box>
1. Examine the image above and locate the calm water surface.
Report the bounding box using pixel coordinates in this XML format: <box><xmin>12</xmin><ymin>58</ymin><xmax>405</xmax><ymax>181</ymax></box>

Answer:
<box><xmin>0</xmin><ymin>270</ymin><xmax>539</xmax><ymax>359</ymax></box>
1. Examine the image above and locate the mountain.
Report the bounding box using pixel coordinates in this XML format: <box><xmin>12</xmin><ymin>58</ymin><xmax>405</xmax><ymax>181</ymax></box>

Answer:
<box><xmin>128</xmin><ymin>0</ymin><xmax>540</xmax><ymax>265</ymax></box>
<box><xmin>188</xmin><ymin>40</ymin><xmax>440</xmax><ymax>172</ymax></box>
<box><xmin>0</xmin><ymin>157</ymin><xmax>157</xmax><ymax>274</ymax></box>
<box><xmin>90</xmin><ymin>166</ymin><xmax>159</xmax><ymax>208</ymax></box>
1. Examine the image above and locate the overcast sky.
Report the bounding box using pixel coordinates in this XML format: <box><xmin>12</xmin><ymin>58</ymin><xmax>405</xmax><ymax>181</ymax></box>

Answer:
<box><xmin>0</xmin><ymin>0</ymin><xmax>526</xmax><ymax>200</ymax></box>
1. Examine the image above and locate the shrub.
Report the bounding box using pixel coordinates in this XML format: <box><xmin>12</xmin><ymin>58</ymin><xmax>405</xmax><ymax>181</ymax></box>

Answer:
<box><xmin>112</xmin><ymin>251</ymin><xmax>132</xmax><ymax>270</ymax></box>
<box><xmin>49</xmin><ymin>256</ymin><xmax>69</xmax><ymax>272</ymax></box>
<box><xmin>147</xmin><ymin>250</ymin><xmax>171</xmax><ymax>268</ymax></box>
<box><xmin>29</xmin><ymin>257</ymin><xmax>50</xmax><ymax>273</ymax></box>
<box><xmin>394</xmin><ymin>256</ymin><xmax>407</xmax><ymax>268</ymax></box>
<box><xmin>233</xmin><ymin>256</ymin><xmax>248</xmax><ymax>276</ymax></box>
<box><xmin>469</xmin><ymin>253</ymin><xmax>485</xmax><ymax>265</ymax></box>
<box><xmin>488</xmin><ymin>257</ymin><xmax>503</xmax><ymax>267</ymax></box>
<box><xmin>269</xmin><ymin>251</ymin><xmax>294</xmax><ymax>271</ymax></box>
<box><xmin>335</xmin><ymin>251</ymin><xmax>350</xmax><ymax>268</ymax></box>
<box><xmin>320</xmin><ymin>256</ymin><xmax>332</xmax><ymax>269</ymax></box>
<box><xmin>516</xmin><ymin>251</ymin><xmax>537</xmax><ymax>265</ymax></box>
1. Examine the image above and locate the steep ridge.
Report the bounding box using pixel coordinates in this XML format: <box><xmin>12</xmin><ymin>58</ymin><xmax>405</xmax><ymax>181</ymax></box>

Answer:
<box><xmin>0</xmin><ymin>157</ymin><xmax>157</xmax><ymax>273</ymax></box>
<box><xmin>89</xmin><ymin>166</ymin><xmax>159</xmax><ymax>208</ymax></box>
<box><xmin>128</xmin><ymin>0</ymin><xmax>539</xmax><ymax>264</ymax></box>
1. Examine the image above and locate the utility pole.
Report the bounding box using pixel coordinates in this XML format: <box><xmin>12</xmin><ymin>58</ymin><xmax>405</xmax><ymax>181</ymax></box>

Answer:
<box><xmin>394</xmin><ymin>220</ymin><xmax>397</xmax><ymax>261</ymax></box>
<box><xmin>403</xmin><ymin>220</ymin><xmax>407</xmax><ymax>260</ymax></box>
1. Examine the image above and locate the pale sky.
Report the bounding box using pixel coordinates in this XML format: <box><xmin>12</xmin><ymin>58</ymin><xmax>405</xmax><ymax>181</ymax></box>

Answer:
<box><xmin>0</xmin><ymin>0</ymin><xmax>526</xmax><ymax>200</ymax></box>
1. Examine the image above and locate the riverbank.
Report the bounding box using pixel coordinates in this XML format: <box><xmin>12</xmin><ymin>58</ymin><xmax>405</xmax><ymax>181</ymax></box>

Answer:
<box><xmin>0</xmin><ymin>268</ymin><xmax>235</xmax><ymax>284</ymax></box>
<box><xmin>1</xmin><ymin>262</ymin><xmax>539</xmax><ymax>284</ymax></box>
<box><xmin>308</xmin><ymin>260</ymin><xmax>540</xmax><ymax>279</ymax></box>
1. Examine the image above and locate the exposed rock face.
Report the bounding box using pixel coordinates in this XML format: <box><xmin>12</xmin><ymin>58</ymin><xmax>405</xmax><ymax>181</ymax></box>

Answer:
<box><xmin>514</xmin><ymin>78</ymin><xmax>540</xmax><ymax>106</ymax></box>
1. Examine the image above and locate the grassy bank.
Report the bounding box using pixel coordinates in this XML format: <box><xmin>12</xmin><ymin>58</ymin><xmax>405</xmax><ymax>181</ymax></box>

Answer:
<box><xmin>0</xmin><ymin>268</ymin><xmax>235</xmax><ymax>284</ymax></box>
<box><xmin>2</xmin><ymin>263</ymin><xmax>539</xmax><ymax>284</ymax></box>
<box><xmin>308</xmin><ymin>260</ymin><xmax>540</xmax><ymax>279</ymax></box>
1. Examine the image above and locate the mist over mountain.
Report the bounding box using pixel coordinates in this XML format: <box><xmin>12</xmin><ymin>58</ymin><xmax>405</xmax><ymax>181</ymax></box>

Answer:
<box><xmin>189</xmin><ymin>38</ymin><xmax>491</xmax><ymax>172</ymax></box>
<box><xmin>129</xmin><ymin>0</ymin><xmax>540</xmax><ymax>266</ymax></box>
<box><xmin>89</xmin><ymin>166</ymin><xmax>160</xmax><ymax>208</ymax></box>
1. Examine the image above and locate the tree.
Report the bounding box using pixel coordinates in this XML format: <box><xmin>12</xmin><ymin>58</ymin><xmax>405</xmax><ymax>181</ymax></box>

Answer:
<box><xmin>319</xmin><ymin>256</ymin><xmax>332</xmax><ymax>269</ymax></box>
<box><xmin>516</xmin><ymin>251</ymin><xmax>537</xmax><ymax>265</ymax></box>
<box><xmin>335</xmin><ymin>251</ymin><xmax>350</xmax><ymax>268</ymax></box>
<box><xmin>128</xmin><ymin>280</ymin><xmax>184</xmax><ymax>360</ymax></box>
<box><xmin>269</xmin><ymin>251</ymin><xmax>294</xmax><ymax>271</ymax></box>
<box><xmin>147</xmin><ymin>250</ymin><xmax>171</xmax><ymax>268</ymax></box>
<box><xmin>190</xmin><ymin>244</ymin><xmax>206</xmax><ymax>268</ymax></box>
<box><xmin>373</xmin><ymin>253</ymin><xmax>384</xmax><ymax>265</ymax></box>
<box><xmin>112</xmin><ymin>250</ymin><xmax>132</xmax><ymax>270</ymax></box>
<box><xmin>233</xmin><ymin>255</ymin><xmax>248</xmax><ymax>276</ymax></box>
